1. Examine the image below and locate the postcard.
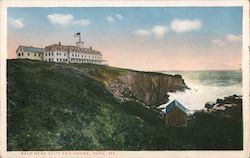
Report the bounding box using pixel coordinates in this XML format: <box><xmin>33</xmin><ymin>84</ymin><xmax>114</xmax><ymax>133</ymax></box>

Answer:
<box><xmin>0</xmin><ymin>0</ymin><xmax>249</xmax><ymax>158</ymax></box>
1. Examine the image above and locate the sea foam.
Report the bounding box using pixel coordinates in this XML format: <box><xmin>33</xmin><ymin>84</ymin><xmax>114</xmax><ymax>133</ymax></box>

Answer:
<box><xmin>159</xmin><ymin>71</ymin><xmax>242</xmax><ymax>111</ymax></box>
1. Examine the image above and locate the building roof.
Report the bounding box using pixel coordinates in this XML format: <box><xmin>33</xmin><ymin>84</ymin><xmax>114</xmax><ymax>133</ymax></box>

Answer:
<box><xmin>165</xmin><ymin>100</ymin><xmax>187</xmax><ymax>114</ymax></box>
<box><xmin>45</xmin><ymin>44</ymin><xmax>101</xmax><ymax>55</ymax></box>
<box><xmin>17</xmin><ymin>45</ymin><xmax>44</xmax><ymax>54</ymax></box>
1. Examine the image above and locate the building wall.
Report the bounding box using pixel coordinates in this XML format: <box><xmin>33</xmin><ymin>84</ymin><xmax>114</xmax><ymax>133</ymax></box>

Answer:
<box><xmin>165</xmin><ymin>107</ymin><xmax>187</xmax><ymax>127</ymax></box>
<box><xmin>70</xmin><ymin>51</ymin><xmax>102</xmax><ymax>64</ymax></box>
<box><xmin>44</xmin><ymin>51</ymin><xmax>69</xmax><ymax>63</ymax></box>
<box><xmin>70</xmin><ymin>51</ymin><xmax>101</xmax><ymax>60</ymax></box>
<box><xmin>16</xmin><ymin>50</ymin><xmax>43</xmax><ymax>60</ymax></box>
<box><xmin>44</xmin><ymin>49</ymin><xmax>102</xmax><ymax>64</ymax></box>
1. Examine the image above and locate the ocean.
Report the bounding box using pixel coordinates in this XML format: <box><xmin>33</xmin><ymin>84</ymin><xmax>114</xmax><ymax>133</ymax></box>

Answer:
<box><xmin>159</xmin><ymin>70</ymin><xmax>242</xmax><ymax>111</ymax></box>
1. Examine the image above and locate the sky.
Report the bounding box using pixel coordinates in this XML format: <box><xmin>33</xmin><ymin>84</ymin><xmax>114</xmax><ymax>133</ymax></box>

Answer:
<box><xmin>7</xmin><ymin>7</ymin><xmax>242</xmax><ymax>71</ymax></box>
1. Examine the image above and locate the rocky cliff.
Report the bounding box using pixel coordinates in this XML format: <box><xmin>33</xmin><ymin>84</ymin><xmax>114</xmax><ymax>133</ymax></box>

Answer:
<box><xmin>105</xmin><ymin>72</ymin><xmax>187</xmax><ymax>107</ymax></box>
<box><xmin>83</xmin><ymin>64</ymin><xmax>187</xmax><ymax>107</ymax></box>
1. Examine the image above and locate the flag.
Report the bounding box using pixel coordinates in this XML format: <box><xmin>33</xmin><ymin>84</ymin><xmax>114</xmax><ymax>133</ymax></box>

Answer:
<box><xmin>74</xmin><ymin>32</ymin><xmax>80</xmax><ymax>37</ymax></box>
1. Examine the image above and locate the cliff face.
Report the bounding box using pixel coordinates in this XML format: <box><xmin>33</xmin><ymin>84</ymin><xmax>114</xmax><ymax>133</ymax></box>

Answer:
<box><xmin>105</xmin><ymin>71</ymin><xmax>187</xmax><ymax>107</ymax></box>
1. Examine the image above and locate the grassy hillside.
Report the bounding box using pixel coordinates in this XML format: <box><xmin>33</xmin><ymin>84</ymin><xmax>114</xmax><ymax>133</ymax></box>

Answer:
<box><xmin>7</xmin><ymin>59</ymin><xmax>242</xmax><ymax>150</ymax></box>
<box><xmin>7</xmin><ymin>59</ymin><xmax>189</xmax><ymax>150</ymax></box>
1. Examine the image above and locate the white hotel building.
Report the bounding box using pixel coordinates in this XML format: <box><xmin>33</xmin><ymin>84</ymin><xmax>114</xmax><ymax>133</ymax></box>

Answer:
<box><xmin>16</xmin><ymin>33</ymin><xmax>104</xmax><ymax>65</ymax></box>
<box><xmin>44</xmin><ymin>41</ymin><xmax>102</xmax><ymax>64</ymax></box>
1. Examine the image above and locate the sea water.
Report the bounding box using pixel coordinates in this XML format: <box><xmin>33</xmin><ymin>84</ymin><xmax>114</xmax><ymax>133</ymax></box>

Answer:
<box><xmin>159</xmin><ymin>70</ymin><xmax>242</xmax><ymax>111</ymax></box>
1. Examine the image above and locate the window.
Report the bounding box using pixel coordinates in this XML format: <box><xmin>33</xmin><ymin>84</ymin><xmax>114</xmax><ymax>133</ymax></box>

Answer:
<box><xmin>57</xmin><ymin>53</ymin><xmax>58</xmax><ymax>55</ymax></box>
<box><xmin>18</xmin><ymin>53</ymin><xmax>21</xmax><ymax>56</ymax></box>
<box><xmin>28</xmin><ymin>53</ymin><xmax>30</xmax><ymax>56</ymax></box>
<box><xmin>52</xmin><ymin>53</ymin><xmax>53</xmax><ymax>56</ymax></box>
<box><xmin>60</xmin><ymin>59</ymin><xmax>62</xmax><ymax>61</ymax></box>
<box><xmin>38</xmin><ymin>54</ymin><xmax>40</xmax><ymax>57</ymax></box>
<box><xmin>49</xmin><ymin>53</ymin><xmax>50</xmax><ymax>56</ymax></box>
<box><xmin>64</xmin><ymin>53</ymin><xmax>66</xmax><ymax>56</ymax></box>
<box><xmin>57</xmin><ymin>58</ymin><xmax>58</xmax><ymax>61</ymax></box>
<box><xmin>34</xmin><ymin>53</ymin><xmax>36</xmax><ymax>56</ymax></box>
<box><xmin>22</xmin><ymin>53</ymin><xmax>24</xmax><ymax>56</ymax></box>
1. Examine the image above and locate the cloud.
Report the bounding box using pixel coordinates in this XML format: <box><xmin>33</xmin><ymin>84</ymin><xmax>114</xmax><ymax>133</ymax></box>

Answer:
<box><xmin>211</xmin><ymin>34</ymin><xmax>242</xmax><ymax>46</ymax></box>
<box><xmin>211</xmin><ymin>39</ymin><xmax>225</xmax><ymax>46</ymax></box>
<box><xmin>47</xmin><ymin>14</ymin><xmax>90</xmax><ymax>27</ymax></box>
<box><xmin>106</xmin><ymin>14</ymin><xmax>124</xmax><ymax>23</ymax></box>
<box><xmin>8</xmin><ymin>17</ymin><xmax>24</xmax><ymax>28</ymax></box>
<box><xmin>135</xmin><ymin>29</ymin><xmax>151</xmax><ymax>36</ymax></box>
<box><xmin>226</xmin><ymin>34</ymin><xmax>241</xmax><ymax>42</ymax></box>
<box><xmin>115</xmin><ymin>14</ymin><xmax>124</xmax><ymax>20</ymax></box>
<box><xmin>170</xmin><ymin>19</ymin><xmax>202</xmax><ymax>33</ymax></box>
<box><xmin>151</xmin><ymin>25</ymin><xmax>167</xmax><ymax>39</ymax></box>
<box><xmin>105</xmin><ymin>16</ymin><xmax>115</xmax><ymax>23</ymax></box>
<box><xmin>47</xmin><ymin>14</ymin><xmax>73</xmax><ymax>26</ymax></box>
<box><xmin>135</xmin><ymin>25</ymin><xmax>167</xmax><ymax>39</ymax></box>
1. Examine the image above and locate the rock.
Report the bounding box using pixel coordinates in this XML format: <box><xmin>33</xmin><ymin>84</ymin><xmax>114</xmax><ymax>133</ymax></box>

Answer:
<box><xmin>224</xmin><ymin>96</ymin><xmax>242</xmax><ymax>105</ymax></box>
<box><xmin>216</xmin><ymin>99</ymin><xmax>224</xmax><ymax>105</ymax></box>
<box><xmin>214</xmin><ymin>105</ymin><xmax>226</xmax><ymax>110</ymax></box>
<box><xmin>107</xmin><ymin>72</ymin><xmax>188</xmax><ymax>107</ymax></box>
<box><xmin>205</xmin><ymin>102</ymin><xmax>213</xmax><ymax>109</ymax></box>
<box><xmin>174</xmin><ymin>74</ymin><xmax>182</xmax><ymax>78</ymax></box>
<box><xmin>207</xmin><ymin>95</ymin><xmax>242</xmax><ymax>113</ymax></box>
<box><xmin>233</xmin><ymin>94</ymin><xmax>238</xmax><ymax>97</ymax></box>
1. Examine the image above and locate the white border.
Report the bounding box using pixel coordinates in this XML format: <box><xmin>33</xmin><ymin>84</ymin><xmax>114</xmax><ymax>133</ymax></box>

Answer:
<box><xmin>0</xmin><ymin>0</ymin><xmax>249</xmax><ymax>158</ymax></box>
<box><xmin>0</xmin><ymin>0</ymin><xmax>246</xmax><ymax>7</ymax></box>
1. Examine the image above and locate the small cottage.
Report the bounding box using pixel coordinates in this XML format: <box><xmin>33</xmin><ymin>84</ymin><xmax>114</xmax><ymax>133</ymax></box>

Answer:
<box><xmin>16</xmin><ymin>45</ymin><xmax>44</xmax><ymax>60</ymax></box>
<box><xmin>165</xmin><ymin>100</ymin><xmax>188</xmax><ymax>127</ymax></box>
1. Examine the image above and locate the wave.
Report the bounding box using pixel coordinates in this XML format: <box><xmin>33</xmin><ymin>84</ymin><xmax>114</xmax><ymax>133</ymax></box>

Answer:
<box><xmin>159</xmin><ymin>71</ymin><xmax>242</xmax><ymax>111</ymax></box>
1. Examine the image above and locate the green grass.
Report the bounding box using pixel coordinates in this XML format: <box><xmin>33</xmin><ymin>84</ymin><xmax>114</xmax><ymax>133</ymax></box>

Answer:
<box><xmin>7</xmin><ymin>59</ymin><xmax>186</xmax><ymax>150</ymax></box>
<box><xmin>7</xmin><ymin>59</ymin><xmax>243</xmax><ymax>150</ymax></box>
